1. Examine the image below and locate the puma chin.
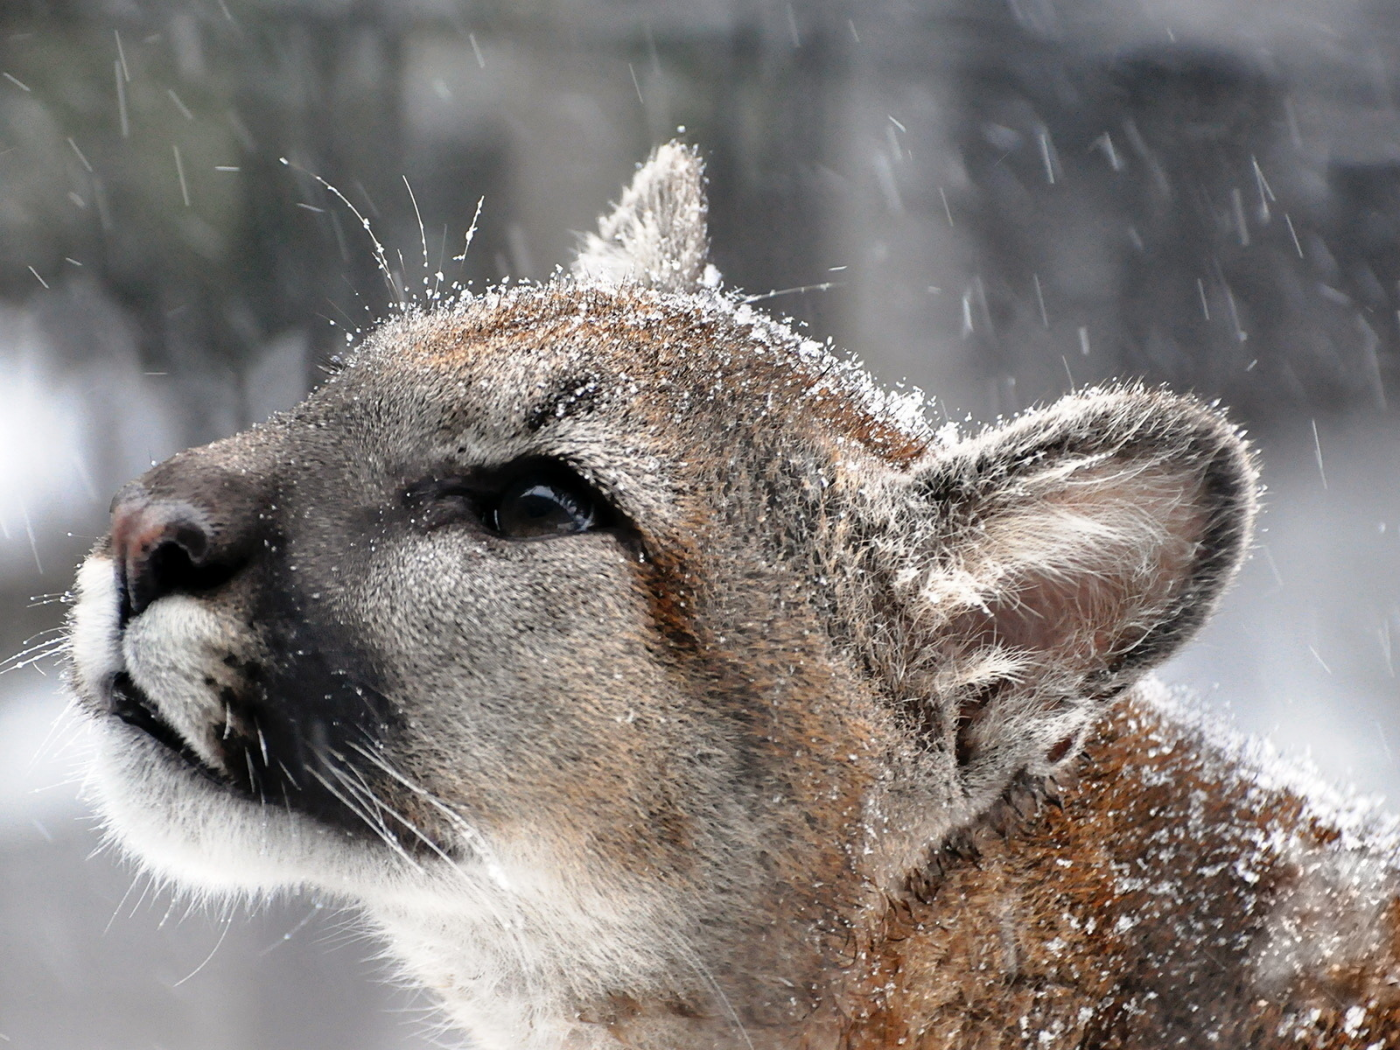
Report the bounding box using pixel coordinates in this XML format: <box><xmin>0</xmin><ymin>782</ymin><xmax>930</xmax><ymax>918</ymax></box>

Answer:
<box><xmin>70</xmin><ymin>143</ymin><xmax>1340</xmax><ymax>1050</ymax></box>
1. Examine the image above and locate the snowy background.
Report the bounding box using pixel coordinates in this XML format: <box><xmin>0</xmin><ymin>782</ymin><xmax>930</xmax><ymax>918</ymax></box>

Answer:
<box><xmin>2</xmin><ymin>1</ymin><xmax>1399</xmax><ymax>1047</ymax></box>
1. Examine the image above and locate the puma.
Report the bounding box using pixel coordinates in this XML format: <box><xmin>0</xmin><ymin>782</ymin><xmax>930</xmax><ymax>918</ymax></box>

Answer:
<box><xmin>69</xmin><ymin>143</ymin><xmax>1400</xmax><ymax>1049</ymax></box>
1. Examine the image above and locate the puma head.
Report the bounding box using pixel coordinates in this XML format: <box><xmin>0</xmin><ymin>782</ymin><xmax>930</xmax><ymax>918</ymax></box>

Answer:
<box><xmin>69</xmin><ymin>142</ymin><xmax>1256</xmax><ymax>1047</ymax></box>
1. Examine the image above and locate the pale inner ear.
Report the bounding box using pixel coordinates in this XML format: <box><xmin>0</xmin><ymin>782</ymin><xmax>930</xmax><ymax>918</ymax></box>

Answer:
<box><xmin>870</xmin><ymin>388</ymin><xmax>1252</xmax><ymax>815</ymax></box>
<box><xmin>923</xmin><ymin>462</ymin><xmax>1210</xmax><ymax>770</ymax></box>
<box><xmin>967</xmin><ymin>463</ymin><xmax>1206</xmax><ymax>673</ymax></box>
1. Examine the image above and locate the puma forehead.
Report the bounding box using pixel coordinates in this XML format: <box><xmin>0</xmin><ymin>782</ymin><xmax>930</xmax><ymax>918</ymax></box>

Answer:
<box><xmin>68</xmin><ymin>143</ymin><xmax>1400</xmax><ymax>1049</ymax></box>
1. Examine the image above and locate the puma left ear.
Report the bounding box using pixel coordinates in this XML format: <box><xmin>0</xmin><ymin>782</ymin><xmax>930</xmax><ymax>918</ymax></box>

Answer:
<box><xmin>856</xmin><ymin>386</ymin><xmax>1256</xmax><ymax>818</ymax></box>
<box><xmin>571</xmin><ymin>141</ymin><xmax>714</xmax><ymax>293</ymax></box>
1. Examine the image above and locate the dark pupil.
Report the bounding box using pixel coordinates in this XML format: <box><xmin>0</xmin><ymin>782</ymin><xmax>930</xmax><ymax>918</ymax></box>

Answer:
<box><xmin>495</xmin><ymin>481</ymin><xmax>594</xmax><ymax>538</ymax></box>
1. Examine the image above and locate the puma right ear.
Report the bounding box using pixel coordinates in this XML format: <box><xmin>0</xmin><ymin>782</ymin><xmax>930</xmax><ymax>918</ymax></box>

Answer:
<box><xmin>571</xmin><ymin>140</ymin><xmax>714</xmax><ymax>293</ymax></box>
<box><xmin>855</xmin><ymin>386</ymin><xmax>1256</xmax><ymax>820</ymax></box>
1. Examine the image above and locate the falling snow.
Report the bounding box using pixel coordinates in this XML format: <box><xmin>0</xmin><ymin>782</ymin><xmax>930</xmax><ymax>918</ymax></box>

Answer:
<box><xmin>2</xmin><ymin>3</ymin><xmax>1400</xmax><ymax>1048</ymax></box>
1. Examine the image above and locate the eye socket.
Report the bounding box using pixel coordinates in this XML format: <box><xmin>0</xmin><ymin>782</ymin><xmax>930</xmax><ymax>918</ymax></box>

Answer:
<box><xmin>490</xmin><ymin>476</ymin><xmax>597</xmax><ymax>539</ymax></box>
<box><xmin>404</xmin><ymin>461</ymin><xmax>610</xmax><ymax>541</ymax></box>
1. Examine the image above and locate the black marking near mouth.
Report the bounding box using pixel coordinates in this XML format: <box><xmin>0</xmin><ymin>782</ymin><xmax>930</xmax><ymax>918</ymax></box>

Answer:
<box><xmin>106</xmin><ymin>653</ymin><xmax>413</xmax><ymax>846</ymax></box>
<box><xmin>108</xmin><ymin>672</ymin><xmax>227</xmax><ymax>784</ymax></box>
<box><xmin>100</xmin><ymin>562</ymin><xmax>422</xmax><ymax>848</ymax></box>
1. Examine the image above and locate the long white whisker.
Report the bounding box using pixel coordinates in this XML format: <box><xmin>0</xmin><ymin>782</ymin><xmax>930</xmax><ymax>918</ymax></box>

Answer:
<box><xmin>280</xmin><ymin>156</ymin><xmax>404</xmax><ymax>307</ymax></box>
<box><xmin>258</xmin><ymin>900</ymin><xmax>324</xmax><ymax>957</ymax></box>
<box><xmin>172</xmin><ymin>908</ymin><xmax>235</xmax><ymax>987</ymax></box>
<box><xmin>105</xmin><ymin>868</ymin><xmax>150</xmax><ymax>933</ymax></box>
<box><xmin>452</xmin><ymin>197</ymin><xmax>485</xmax><ymax>264</ymax></box>
<box><xmin>0</xmin><ymin>633</ymin><xmax>71</xmax><ymax>674</ymax></box>
<box><xmin>403</xmin><ymin>174</ymin><xmax>431</xmax><ymax>299</ymax></box>
<box><xmin>335</xmin><ymin>745</ymin><xmax>501</xmax><ymax>888</ymax></box>
<box><xmin>318</xmin><ymin>755</ymin><xmax>473</xmax><ymax>895</ymax></box>
<box><xmin>306</xmin><ymin>765</ymin><xmax>422</xmax><ymax>873</ymax></box>
<box><xmin>29</xmin><ymin>695</ymin><xmax>88</xmax><ymax>774</ymax></box>
<box><xmin>432</xmin><ymin>224</ymin><xmax>449</xmax><ymax>302</ymax></box>
<box><xmin>345</xmin><ymin>740</ymin><xmax>508</xmax><ymax>889</ymax></box>
<box><xmin>661</xmin><ymin>927</ymin><xmax>754</xmax><ymax>1050</ymax></box>
<box><xmin>155</xmin><ymin>884</ymin><xmax>185</xmax><ymax>929</ymax></box>
<box><xmin>322</xmin><ymin>751</ymin><xmax>411</xmax><ymax>848</ymax></box>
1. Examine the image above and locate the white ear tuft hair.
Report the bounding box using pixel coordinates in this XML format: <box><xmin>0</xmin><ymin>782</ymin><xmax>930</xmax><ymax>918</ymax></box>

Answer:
<box><xmin>571</xmin><ymin>141</ymin><xmax>715</xmax><ymax>293</ymax></box>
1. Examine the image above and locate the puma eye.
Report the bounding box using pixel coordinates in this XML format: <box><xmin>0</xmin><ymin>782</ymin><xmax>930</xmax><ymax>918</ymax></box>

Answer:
<box><xmin>405</xmin><ymin>462</ymin><xmax>611</xmax><ymax>540</ymax></box>
<box><xmin>489</xmin><ymin>476</ymin><xmax>597</xmax><ymax>539</ymax></box>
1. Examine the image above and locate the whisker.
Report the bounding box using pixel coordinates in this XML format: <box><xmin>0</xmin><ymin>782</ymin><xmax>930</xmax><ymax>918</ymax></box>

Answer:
<box><xmin>156</xmin><ymin>885</ymin><xmax>184</xmax><ymax>929</ymax></box>
<box><xmin>322</xmin><ymin>760</ymin><xmax>400</xmax><ymax>844</ymax></box>
<box><xmin>339</xmin><ymin>739</ymin><xmax>742</xmax><ymax>1041</ymax></box>
<box><xmin>244</xmin><ymin>751</ymin><xmax>261</xmax><ymax>802</ymax></box>
<box><xmin>254</xmin><ymin>722</ymin><xmax>270</xmax><ymax>767</ymax></box>
<box><xmin>105</xmin><ymin>869</ymin><xmax>150</xmax><ymax>933</ymax></box>
<box><xmin>306</xmin><ymin>765</ymin><xmax>423</xmax><ymax>873</ymax></box>
<box><xmin>345</xmin><ymin>740</ymin><xmax>509</xmax><ymax>889</ymax></box>
<box><xmin>741</xmin><ymin>280</ymin><xmax>842</xmax><ymax>304</ymax></box>
<box><xmin>402</xmin><ymin>175</ymin><xmax>431</xmax><ymax>298</ymax></box>
<box><xmin>662</xmin><ymin>927</ymin><xmax>754</xmax><ymax>1050</ymax></box>
<box><xmin>279</xmin><ymin>156</ymin><xmax>404</xmax><ymax>307</ymax></box>
<box><xmin>307</xmin><ymin>764</ymin><xmax>389</xmax><ymax>835</ymax></box>
<box><xmin>172</xmin><ymin>909</ymin><xmax>236</xmax><ymax>987</ymax></box>
<box><xmin>29</xmin><ymin>696</ymin><xmax>89</xmax><ymax>774</ymax></box>
<box><xmin>329</xmin><ymin>749</ymin><xmax>542</xmax><ymax>996</ymax></box>
<box><xmin>257</xmin><ymin>899</ymin><xmax>323</xmax><ymax>956</ymax></box>
<box><xmin>433</xmin><ymin>224</ymin><xmax>449</xmax><ymax>302</ymax></box>
<box><xmin>275</xmin><ymin>759</ymin><xmax>300</xmax><ymax>789</ymax></box>
<box><xmin>323</xmin><ymin>751</ymin><xmax>426</xmax><ymax>857</ymax></box>
<box><xmin>324</xmin><ymin>749</ymin><xmax>475</xmax><ymax>880</ymax></box>
<box><xmin>0</xmin><ymin>633</ymin><xmax>71</xmax><ymax>675</ymax></box>
<box><xmin>11</xmin><ymin>623</ymin><xmax>67</xmax><ymax>640</ymax></box>
<box><xmin>452</xmin><ymin>197</ymin><xmax>485</xmax><ymax>265</ymax></box>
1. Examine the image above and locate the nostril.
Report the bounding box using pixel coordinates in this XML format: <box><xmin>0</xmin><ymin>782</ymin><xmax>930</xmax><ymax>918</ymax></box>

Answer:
<box><xmin>111</xmin><ymin>494</ymin><xmax>231</xmax><ymax>621</ymax></box>
<box><xmin>136</xmin><ymin>528</ymin><xmax>203</xmax><ymax>612</ymax></box>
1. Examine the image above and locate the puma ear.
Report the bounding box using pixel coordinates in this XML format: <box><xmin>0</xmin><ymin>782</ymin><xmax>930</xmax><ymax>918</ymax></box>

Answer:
<box><xmin>571</xmin><ymin>140</ymin><xmax>715</xmax><ymax>293</ymax></box>
<box><xmin>858</xmin><ymin>386</ymin><xmax>1256</xmax><ymax>818</ymax></box>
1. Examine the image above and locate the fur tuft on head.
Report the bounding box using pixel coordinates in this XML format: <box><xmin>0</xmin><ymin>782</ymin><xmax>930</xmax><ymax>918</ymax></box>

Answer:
<box><xmin>571</xmin><ymin>141</ymin><xmax>714</xmax><ymax>292</ymax></box>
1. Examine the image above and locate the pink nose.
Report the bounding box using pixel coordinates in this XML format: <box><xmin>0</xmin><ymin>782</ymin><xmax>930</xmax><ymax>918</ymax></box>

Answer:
<box><xmin>109</xmin><ymin>489</ymin><xmax>215</xmax><ymax>619</ymax></box>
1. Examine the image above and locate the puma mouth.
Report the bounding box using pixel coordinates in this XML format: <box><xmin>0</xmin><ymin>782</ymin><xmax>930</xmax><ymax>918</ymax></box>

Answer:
<box><xmin>104</xmin><ymin>668</ymin><xmax>412</xmax><ymax>843</ymax></box>
<box><xmin>108</xmin><ymin>671</ymin><xmax>227</xmax><ymax>785</ymax></box>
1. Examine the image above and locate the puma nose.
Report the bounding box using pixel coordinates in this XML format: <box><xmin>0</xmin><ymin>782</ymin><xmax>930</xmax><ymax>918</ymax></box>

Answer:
<box><xmin>110</xmin><ymin>487</ymin><xmax>230</xmax><ymax>620</ymax></box>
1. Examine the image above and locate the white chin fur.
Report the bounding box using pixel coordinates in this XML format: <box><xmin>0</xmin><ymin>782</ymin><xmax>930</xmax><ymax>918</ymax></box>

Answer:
<box><xmin>88</xmin><ymin>720</ymin><xmax>406</xmax><ymax>897</ymax></box>
<box><xmin>93</xmin><ymin>722</ymin><xmax>350</xmax><ymax>896</ymax></box>
<box><xmin>90</xmin><ymin>723</ymin><xmax>674</xmax><ymax>1050</ymax></box>
<box><xmin>71</xmin><ymin>555</ymin><xmax>122</xmax><ymax>698</ymax></box>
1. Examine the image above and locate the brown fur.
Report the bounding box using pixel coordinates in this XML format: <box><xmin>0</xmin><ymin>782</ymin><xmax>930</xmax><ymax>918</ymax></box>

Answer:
<box><xmin>841</xmin><ymin>692</ymin><xmax>1400</xmax><ymax>1049</ymax></box>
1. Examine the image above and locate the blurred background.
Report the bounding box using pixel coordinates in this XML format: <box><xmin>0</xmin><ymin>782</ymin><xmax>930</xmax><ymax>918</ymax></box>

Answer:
<box><xmin>3</xmin><ymin>0</ymin><xmax>1400</xmax><ymax>1046</ymax></box>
